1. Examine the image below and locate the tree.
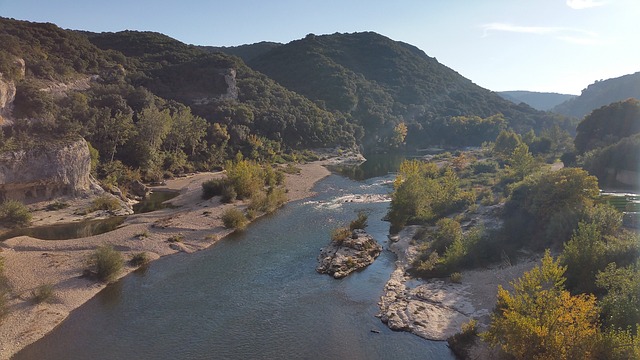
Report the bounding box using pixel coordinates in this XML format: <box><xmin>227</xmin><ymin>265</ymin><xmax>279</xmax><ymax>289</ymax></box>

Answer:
<box><xmin>574</xmin><ymin>98</ymin><xmax>640</xmax><ymax>154</ymax></box>
<box><xmin>561</xmin><ymin>222</ymin><xmax>606</xmax><ymax>294</ymax></box>
<box><xmin>483</xmin><ymin>251</ymin><xmax>601</xmax><ymax>359</ymax></box>
<box><xmin>493</xmin><ymin>129</ymin><xmax>523</xmax><ymax>159</ymax></box>
<box><xmin>390</xmin><ymin>122</ymin><xmax>408</xmax><ymax>148</ymax></box>
<box><xmin>89</xmin><ymin>108</ymin><xmax>136</xmax><ymax>162</ymax></box>
<box><xmin>596</xmin><ymin>262</ymin><xmax>640</xmax><ymax>333</ymax></box>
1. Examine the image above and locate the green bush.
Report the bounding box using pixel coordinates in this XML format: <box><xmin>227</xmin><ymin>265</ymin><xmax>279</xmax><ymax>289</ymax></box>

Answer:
<box><xmin>472</xmin><ymin>160</ymin><xmax>498</xmax><ymax>174</ymax></box>
<box><xmin>201</xmin><ymin>178</ymin><xmax>227</xmax><ymax>200</ymax></box>
<box><xmin>32</xmin><ymin>283</ymin><xmax>54</xmax><ymax>304</ymax></box>
<box><xmin>221</xmin><ymin>208</ymin><xmax>248</xmax><ymax>230</ymax></box>
<box><xmin>0</xmin><ymin>200</ymin><xmax>32</xmax><ymax>228</ymax></box>
<box><xmin>45</xmin><ymin>201</ymin><xmax>69</xmax><ymax>211</ymax></box>
<box><xmin>90</xmin><ymin>245</ymin><xmax>123</xmax><ymax>283</ymax></box>
<box><xmin>447</xmin><ymin>319</ymin><xmax>478</xmax><ymax>359</ymax></box>
<box><xmin>89</xmin><ymin>195</ymin><xmax>121</xmax><ymax>212</ymax></box>
<box><xmin>331</xmin><ymin>227</ymin><xmax>351</xmax><ymax>245</ymax></box>
<box><xmin>349</xmin><ymin>211</ymin><xmax>368</xmax><ymax>230</ymax></box>
<box><xmin>220</xmin><ymin>185</ymin><xmax>237</xmax><ymax>203</ymax></box>
<box><xmin>450</xmin><ymin>272</ymin><xmax>463</xmax><ymax>283</ymax></box>
<box><xmin>129</xmin><ymin>252</ymin><xmax>150</xmax><ymax>267</ymax></box>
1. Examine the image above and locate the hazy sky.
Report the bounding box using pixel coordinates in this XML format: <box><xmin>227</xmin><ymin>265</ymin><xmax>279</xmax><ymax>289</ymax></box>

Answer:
<box><xmin>1</xmin><ymin>0</ymin><xmax>638</xmax><ymax>94</ymax></box>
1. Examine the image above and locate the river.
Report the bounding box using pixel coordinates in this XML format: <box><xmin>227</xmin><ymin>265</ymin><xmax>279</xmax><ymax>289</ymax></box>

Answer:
<box><xmin>13</xmin><ymin>168</ymin><xmax>455</xmax><ymax>359</ymax></box>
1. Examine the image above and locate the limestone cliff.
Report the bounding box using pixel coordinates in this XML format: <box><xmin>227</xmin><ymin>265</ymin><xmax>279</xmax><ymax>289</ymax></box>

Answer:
<box><xmin>0</xmin><ymin>58</ymin><xmax>25</xmax><ymax>124</ymax></box>
<box><xmin>0</xmin><ymin>138</ymin><xmax>101</xmax><ymax>203</ymax></box>
<box><xmin>0</xmin><ymin>76</ymin><xmax>16</xmax><ymax>124</ymax></box>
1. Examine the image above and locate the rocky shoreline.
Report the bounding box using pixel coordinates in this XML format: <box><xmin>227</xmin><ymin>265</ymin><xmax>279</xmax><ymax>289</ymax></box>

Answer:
<box><xmin>377</xmin><ymin>226</ymin><xmax>539</xmax><ymax>343</ymax></box>
<box><xmin>316</xmin><ymin>228</ymin><xmax>382</xmax><ymax>279</ymax></box>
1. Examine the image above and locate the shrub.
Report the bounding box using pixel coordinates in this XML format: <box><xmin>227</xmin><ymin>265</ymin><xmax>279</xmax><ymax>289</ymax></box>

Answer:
<box><xmin>89</xmin><ymin>195</ymin><xmax>121</xmax><ymax>212</ymax></box>
<box><xmin>221</xmin><ymin>208</ymin><xmax>248</xmax><ymax>230</ymax></box>
<box><xmin>90</xmin><ymin>245</ymin><xmax>123</xmax><ymax>283</ymax></box>
<box><xmin>45</xmin><ymin>201</ymin><xmax>69</xmax><ymax>211</ymax></box>
<box><xmin>220</xmin><ymin>185</ymin><xmax>237</xmax><ymax>203</ymax></box>
<box><xmin>450</xmin><ymin>272</ymin><xmax>463</xmax><ymax>283</ymax></box>
<box><xmin>472</xmin><ymin>160</ymin><xmax>498</xmax><ymax>174</ymax></box>
<box><xmin>447</xmin><ymin>319</ymin><xmax>478</xmax><ymax>359</ymax></box>
<box><xmin>129</xmin><ymin>252</ymin><xmax>150</xmax><ymax>267</ymax></box>
<box><xmin>349</xmin><ymin>211</ymin><xmax>368</xmax><ymax>230</ymax></box>
<box><xmin>331</xmin><ymin>227</ymin><xmax>351</xmax><ymax>245</ymax></box>
<box><xmin>202</xmin><ymin>178</ymin><xmax>227</xmax><ymax>200</ymax></box>
<box><xmin>32</xmin><ymin>283</ymin><xmax>54</xmax><ymax>304</ymax></box>
<box><xmin>0</xmin><ymin>200</ymin><xmax>32</xmax><ymax>228</ymax></box>
<box><xmin>167</xmin><ymin>234</ymin><xmax>184</xmax><ymax>243</ymax></box>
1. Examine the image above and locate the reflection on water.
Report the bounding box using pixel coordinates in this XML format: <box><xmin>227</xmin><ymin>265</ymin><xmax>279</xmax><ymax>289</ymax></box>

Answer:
<box><xmin>329</xmin><ymin>152</ymin><xmax>410</xmax><ymax>180</ymax></box>
<box><xmin>133</xmin><ymin>191</ymin><xmax>179</xmax><ymax>214</ymax></box>
<box><xmin>0</xmin><ymin>216</ymin><xmax>126</xmax><ymax>241</ymax></box>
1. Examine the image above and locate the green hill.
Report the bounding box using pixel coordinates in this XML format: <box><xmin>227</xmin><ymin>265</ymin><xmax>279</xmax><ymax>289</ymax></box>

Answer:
<box><xmin>553</xmin><ymin>72</ymin><xmax>640</xmax><ymax>119</ymax></box>
<box><xmin>248</xmin><ymin>32</ymin><xmax>568</xmax><ymax>149</ymax></box>
<box><xmin>198</xmin><ymin>42</ymin><xmax>282</xmax><ymax>63</ymax></box>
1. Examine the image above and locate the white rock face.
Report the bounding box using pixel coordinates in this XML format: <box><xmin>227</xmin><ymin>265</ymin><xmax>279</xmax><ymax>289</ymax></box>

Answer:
<box><xmin>0</xmin><ymin>138</ymin><xmax>99</xmax><ymax>203</ymax></box>
<box><xmin>0</xmin><ymin>76</ymin><xmax>16</xmax><ymax>124</ymax></box>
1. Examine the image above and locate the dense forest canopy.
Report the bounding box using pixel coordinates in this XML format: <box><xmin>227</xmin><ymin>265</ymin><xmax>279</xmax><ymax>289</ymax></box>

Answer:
<box><xmin>247</xmin><ymin>32</ymin><xmax>576</xmax><ymax>150</ymax></box>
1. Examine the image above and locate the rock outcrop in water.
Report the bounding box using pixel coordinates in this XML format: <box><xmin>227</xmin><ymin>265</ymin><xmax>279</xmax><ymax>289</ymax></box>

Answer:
<box><xmin>317</xmin><ymin>229</ymin><xmax>382</xmax><ymax>279</ymax></box>
<box><xmin>0</xmin><ymin>137</ymin><xmax>102</xmax><ymax>203</ymax></box>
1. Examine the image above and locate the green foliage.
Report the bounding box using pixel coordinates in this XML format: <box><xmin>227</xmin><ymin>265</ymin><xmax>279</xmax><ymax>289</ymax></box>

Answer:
<box><xmin>581</xmin><ymin>133</ymin><xmax>640</xmax><ymax>189</ymax></box>
<box><xmin>201</xmin><ymin>178</ymin><xmax>227</xmax><ymax>200</ymax></box>
<box><xmin>331</xmin><ymin>227</ymin><xmax>351</xmax><ymax>245</ymax></box>
<box><xmin>32</xmin><ymin>283</ymin><xmax>54</xmax><ymax>304</ymax></box>
<box><xmin>447</xmin><ymin>319</ymin><xmax>478</xmax><ymax>359</ymax></box>
<box><xmin>129</xmin><ymin>252</ymin><xmax>150</xmax><ymax>267</ymax></box>
<box><xmin>596</xmin><ymin>262</ymin><xmax>640</xmax><ymax>333</ymax></box>
<box><xmin>471</xmin><ymin>160</ymin><xmax>498</xmax><ymax>174</ymax></box>
<box><xmin>0</xmin><ymin>200</ymin><xmax>32</xmax><ymax>228</ymax></box>
<box><xmin>574</xmin><ymin>98</ymin><xmax>640</xmax><ymax>154</ymax></box>
<box><xmin>248</xmin><ymin>31</ymin><xmax>558</xmax><ymax>151</ymax></box>
<box><xmin>247</xmin><ymin>187</ymin><xmax>287</xmax><ymax>214</ymax></box>
<box><xmin>45</xmin><ymin>201</ymin><xmax>69</xmax><ymax>211</ymax></box>
<box><xmin>89</xmin><ymin>195</ymin><xmax>121</xmax><ymax>212</ymax></box>
<box><xmin>388</xmin><ymin>160</ymin><xmax>473</xmax><ymax>232</ymax></box>
<box><xmin>90</xmin><ymin>244</ymin><xmax>124</xmax><ymax>283</ymax></box>
<box><xmin>221</xmin><ymin>208</ymin><xmax>248</xmax><ymax>230</ymax></box>
<box><xmin>483</xmin><ymin>251</ymin><xmax>601</xmax><ymax>360</ymax></box>
<box><xmin>503</xmin><ymin>168</ymin><xmax>600</xmax><ymax>248</ymax></box>
<box><xmin>561</xmin><ymin>222</ymin><xmax>607</xmax><ymax>294</ymax></box>
<box><xmin>493</xmin><ymin>129</ymin><xmax>523</xmax><ymax>159</ymax></box>
<box><xmin>349</xmin><ymin>211</ymin><xmax>368</xmax><ymax>230</ymax></box>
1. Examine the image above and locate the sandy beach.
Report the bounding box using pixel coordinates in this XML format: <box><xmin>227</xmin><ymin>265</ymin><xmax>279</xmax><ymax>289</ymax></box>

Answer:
<box><xmin>0</xmin><ymin>161</ymin><xmax>331</xmax><ymax>360</ymax></box>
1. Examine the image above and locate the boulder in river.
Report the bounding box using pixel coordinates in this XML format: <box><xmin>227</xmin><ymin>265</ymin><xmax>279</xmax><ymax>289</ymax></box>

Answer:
<box><xmin>316</xmin><ymin>229</ymin><xmax>382</xmax><ymax>279</ymax></box>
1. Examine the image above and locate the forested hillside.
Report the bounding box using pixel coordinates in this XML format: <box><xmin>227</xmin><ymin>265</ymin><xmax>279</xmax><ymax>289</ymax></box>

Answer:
<box><xmin>248</xmin><ymin>32</ymin><xmax>573</xmax><ymax>149</ymax></box>
<box><xmin>0</xmin><ymin>18</ymin><xmax>356</xmax><ymax>186</ymax></box>
<box><xmin>553</xmin><ymin>72</ymin><xmax>640</xmax><ymax>119</ymax></box>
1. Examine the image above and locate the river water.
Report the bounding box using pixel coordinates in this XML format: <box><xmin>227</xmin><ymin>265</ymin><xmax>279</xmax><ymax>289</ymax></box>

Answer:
<box><xmin>13</xmin><ymin>171</ymin><xmax>455</xmax><ymax>359</ymax></box>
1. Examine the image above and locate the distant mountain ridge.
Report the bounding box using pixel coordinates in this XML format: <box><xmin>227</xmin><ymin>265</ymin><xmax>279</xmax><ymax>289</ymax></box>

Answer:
<box><xmin>553</xmin><ymin>72</ymin><xmax>640</xmax><ymax>119</ymax></box>
<box><xmin>498</xmin><ymin>91</ymin><xmax>576</xmax><ymax>111</ymax></box>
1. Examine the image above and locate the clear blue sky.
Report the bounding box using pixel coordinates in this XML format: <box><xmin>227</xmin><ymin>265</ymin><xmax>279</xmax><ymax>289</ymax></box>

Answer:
<box><xmin>1</xmin><ymin>0</ymin><xmax>638</xmax><ymax>95</ymax></box>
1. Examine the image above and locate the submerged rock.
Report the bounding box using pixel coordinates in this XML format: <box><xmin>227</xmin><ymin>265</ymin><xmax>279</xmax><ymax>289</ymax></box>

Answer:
<box><xmin>316</xmin><ymin>229</ymin><xmax>382</xmax><ymax>279</ymax></box>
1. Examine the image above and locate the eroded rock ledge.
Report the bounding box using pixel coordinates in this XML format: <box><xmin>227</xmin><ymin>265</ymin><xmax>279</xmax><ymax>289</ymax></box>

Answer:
<box><xmin>316</xmin><ymin>229</ymin><xmax>382</xmax><ymax>279</ymax></box>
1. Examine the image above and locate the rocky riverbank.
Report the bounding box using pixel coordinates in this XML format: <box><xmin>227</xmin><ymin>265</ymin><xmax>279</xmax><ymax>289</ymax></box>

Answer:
<box><xmin>317</xmin><ymin>228</ymin><xmax>382</xmax><ymax>279</ymax></box>
<box><xmin>377</xmin><ymin>226</ymin><xmax>538</xmax><ymax>343</ymax></box>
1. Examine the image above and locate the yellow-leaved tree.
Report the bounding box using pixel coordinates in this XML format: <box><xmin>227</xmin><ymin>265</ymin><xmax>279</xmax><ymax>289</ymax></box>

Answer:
<box><xmin>483</xmin><ymin>251</ymin><xmax>600</xmax><ymax>360</ymax></box>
